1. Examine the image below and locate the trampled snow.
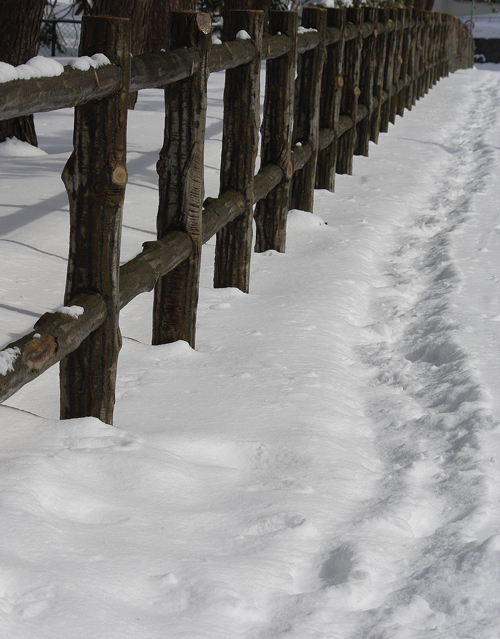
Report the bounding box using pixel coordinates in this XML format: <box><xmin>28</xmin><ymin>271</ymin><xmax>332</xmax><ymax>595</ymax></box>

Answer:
<box><xmin>0</xmin><ymin>64</ymin><xmax>500</xmax><ymax>638</ymax></box>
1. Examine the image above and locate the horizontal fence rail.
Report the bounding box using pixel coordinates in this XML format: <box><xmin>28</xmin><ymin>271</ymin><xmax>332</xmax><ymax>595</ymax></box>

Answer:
<box><xmin>0</xmin><ymin>9</ymin><xmax>473</xmax><ymax>423</ymax></box>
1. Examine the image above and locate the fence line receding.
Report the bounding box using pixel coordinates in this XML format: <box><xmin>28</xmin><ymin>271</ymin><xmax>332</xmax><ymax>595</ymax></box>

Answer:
<box><xmin>0</xmin><ymin>8</ymin><xmax>474</xmax><ymax>424</ymax></box>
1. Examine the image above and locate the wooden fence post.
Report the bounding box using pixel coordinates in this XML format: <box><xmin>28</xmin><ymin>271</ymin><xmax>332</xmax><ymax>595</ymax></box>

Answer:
<box><xmin>336</xmin><ymin>7</ymin><xmax>363</xmax><ymax>175</ymax></box>
<box><xmin>355</xmin><ymin>7</ymin><xmax>378</xmax><ymax>157</ymax></box>
<box><xmin>152</xmin><ymin>12</ymin><xmax>211</xmax><ymax>348</ymax></box>
<box><xmin>405</xmin><ymin>8</ymin><xmax>417</xmax><ymax>110</ymax></box>
<box><xmin>389</xmin><ymin>9</ymin><xmax>405</xmax><ymax>125</ymax></box>
<box><xmin>316</xmin><ymin>7</ymin><xmax>346</xmax><ymax>192</ymax></box>
<box><xmin>413</xmin><ymin>10</ymin><xmax>422</xmax><ymax>100</ymax></box>
<box><xmin>421</xmin><ymin>11</ymin><xmax>432</xmax><ymax>97</ymax></box>
<box><xmin>380</xmin><ymin>9</ymin><xmax>398</xmax><ymax>133</ymax></box>
<box><xmin>214</xmin><ymin>10</ymin><xmax>263</xmax><ymax>292</ymax></box>
<box><xmin>254</xmin><ymin>10</ymin><xmax>297</xmax><ymax>254</ymax></box>
<box><xmin>397</xmin><ymin>9</ymin><xmax>411</xmax><ymax>118</ymax></box>
<box><xmin>290</xmin><ymin>7</ymin><xmax>327</xmax><ymax>212</ymax></box>
<box><xmin>370</xmin><ymin>8</ymin><xmax>389</xmax><ymax>145</ymax></box>
<box><xmin>60</xmin><ymin>16</ymin><xmax>130</xmax><ymax>424</ymax></box>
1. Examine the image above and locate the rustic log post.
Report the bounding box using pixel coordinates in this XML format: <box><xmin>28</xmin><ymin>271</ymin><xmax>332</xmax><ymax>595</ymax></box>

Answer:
<box><xmin>405</xmin><ymin>9</ymin><xmax>417</xmax><ymax>110</ymax></box>
<box><xmin>290</xmin><ymin>7</ymin><xmax>327</xmax><ymax>212</ymax></box>
<box><xmin>152</xmin><ymin>12</ymin><xmax>211</xmax><ymax>348</ymax></box>
<box><xmin>214</xmin><ymin>10</ymin><xmax>263</xmax><ymax>292</ymax></box>
<box><xmin>412</xmin><ymin>11</ymin><xmax>423</xmax><ymax>105</ymax></box>
<box><xmin>443</xmin><ymin>16</ymin><xmax>451</xmax><ymax>77</ymax></box>
<box><xmin>370</xmin><ymin>8</ymin><xmax>389</xmax><ymax>144</ymax></box>
<box><xmin>438</xmin><ymin>13</ymin><xmax>447</xmax><ymax>80</ymax></box>
<box><xmin>389</xmin><ymin>9</ymin><xmax>405</xmax><ymax>125</ymax></box>
<box><xmin>380</xmin><ymin>9</ymin><xmax>398</xmax><ymax>133</ymax></box>
<box><xmin>316</xmin><ymin>8</ymin><xmax>346</xmax><ymax>192</ymax></box>
<box><xmin>355</xmin><ymin>7</ymin><xmax>377</xmax><ymax>157</ymax></box>
<box><xmin>397</xmin><ymin>9</ymin><xmax>411</xmax><ymax>118</ymax></box>
<box><xmin>336</xmin><ymin>7</ymin><xmax>363</xmax><ymax>175</ymax></box>
<box><xmin>254</xmin><ymin>10</ymin><xmax>297</xmax><ymax>253</ymax></box>
<box><xmin>60</xmin><ymin>16</ymin><xmax>130</xmax><ymax>424</ymax></box>
<box><xmin>421</xmin><ymin>11</ymin><xmax>432</xmax><ymax>96</ymax></box>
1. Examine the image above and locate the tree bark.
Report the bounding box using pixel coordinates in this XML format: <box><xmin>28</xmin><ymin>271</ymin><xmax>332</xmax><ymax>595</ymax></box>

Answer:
<box><xmin>92</xmin><ymin>0</ymin><xmax>196</xmax><ymax>54</ymax></box>
<box><xmin>0</xmin><ymin>0</ymin><xmax>47</xmax><ymax>145</ymax></box>
<box><xmin>92</xmin><ymin>0</ymin><xmax>195</xmax><ymax>106</ymax></box>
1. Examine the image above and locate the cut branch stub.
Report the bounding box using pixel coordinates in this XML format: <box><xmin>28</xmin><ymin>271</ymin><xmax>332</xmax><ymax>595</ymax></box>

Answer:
<box><xmin>153</xmin><ymin>11</ymin><xmax>212</xmax><ymax>348</ymax></box>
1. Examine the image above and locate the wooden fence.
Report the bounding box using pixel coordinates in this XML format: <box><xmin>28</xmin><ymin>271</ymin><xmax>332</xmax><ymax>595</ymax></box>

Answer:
<box><xmin>0</xmin><ymin>8</ymin><xmax>473</xmax><ymax>424</ymax></box>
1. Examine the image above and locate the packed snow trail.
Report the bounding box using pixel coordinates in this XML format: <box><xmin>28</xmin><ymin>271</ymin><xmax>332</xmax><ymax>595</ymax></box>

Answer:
<box><xmin>0</xmin><ymin>67</ymin><xmax>500</xmax><ymax>638</ymax></box>
<box><xmin>245</xmin><ymin>70</ymin><xmax>500</xmax><ymax>638</ymax></box>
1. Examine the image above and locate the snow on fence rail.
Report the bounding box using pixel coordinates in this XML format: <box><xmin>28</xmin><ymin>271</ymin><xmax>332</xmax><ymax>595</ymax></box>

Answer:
<box><xmin>0</xmin><ymin>8</ymin><xmax>473</xmax><ymax>424</ymax></box>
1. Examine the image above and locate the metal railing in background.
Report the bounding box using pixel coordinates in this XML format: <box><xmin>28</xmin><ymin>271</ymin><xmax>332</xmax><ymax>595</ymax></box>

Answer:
<box><xmin>38</xmin><ymin>19</ymin><xmax>81</xmax><ymax>57</ymax></box>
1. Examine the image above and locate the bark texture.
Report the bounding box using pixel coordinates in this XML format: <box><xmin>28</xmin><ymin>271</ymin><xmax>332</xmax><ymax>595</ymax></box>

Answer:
<box><xmin>0</xmin><ymin>0</ymin><xmax>46</xmax><ymax>145</ymax></box>
<box><xmin>214</xmin><ymin>10</ymin><xmax>263</xmax><ymax>293</ymax></box>
<box><xmin>153</xmin><ymin>12</ymin><xmax>211</xmax><ymax>348</ymax></box>
<box><xmin>60</xmin><ymin>16</ymin><xmax>130</xmax><ymax>424</ymax></box>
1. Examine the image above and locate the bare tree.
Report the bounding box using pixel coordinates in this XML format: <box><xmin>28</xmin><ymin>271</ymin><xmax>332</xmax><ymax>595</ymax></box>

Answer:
<box><xmin>0</xmin><ymin>0</ymin><xmax>47</xmax><ymax>145</ymax></box>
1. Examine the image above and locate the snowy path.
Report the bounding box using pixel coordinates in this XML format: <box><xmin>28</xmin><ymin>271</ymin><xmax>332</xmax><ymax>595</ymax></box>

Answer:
<box><xmin>0</xmin><ymin>67</ymin><xmax>500</xmax><ymax>638</ymax></box>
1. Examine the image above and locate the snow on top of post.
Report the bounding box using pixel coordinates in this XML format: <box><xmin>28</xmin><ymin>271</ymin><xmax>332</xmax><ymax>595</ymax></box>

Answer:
<box><xmin>297</xmin><ymin>26</ymin><xmax>318</xmax><ymax>34</ymax></box>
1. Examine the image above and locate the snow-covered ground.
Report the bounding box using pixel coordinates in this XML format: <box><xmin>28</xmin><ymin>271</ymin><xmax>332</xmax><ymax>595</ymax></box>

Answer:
<box><xmin>1</xmin><ymin>63</ymin><xmax>500</xmax><ymax>638</ymax></box>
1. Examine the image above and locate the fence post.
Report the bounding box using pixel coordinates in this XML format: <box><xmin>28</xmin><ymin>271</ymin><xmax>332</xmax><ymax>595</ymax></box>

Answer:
<box><xmin>60</xmin><ymin>16</ymin><xmax>130</xmax><ymax>424</ymax></box>
<box><xmin>355</xmin><ymin>7</ymin><xmax>378</xmax><ymax>157</ymax></box>
<box><xmin>389</xmin><ymin>9</ymin><xmax>405</xmax><ymax>125</ymax></box>
<box><xmin>405</xmin><ymin>9</ymin><xmax>417</xmax><ymax>110</ymax></box>
<box><xmin>152</xmin><ymin>12</ymin><xmax>211</xmax><ymax>348</ymax></box>
<box><xmin>254</xmin><ymin>10</ymin><xmax>297</xmax><ymax>254</ymax></box>
<box><xmin>397</xmin><ymin>8</ymin><xmax>411</xmax><ymax>118</ymax></box>
<box><xmin>336</xmin><ymin>7</ymin><xmax>363</xmax><ymax>175</ymax></box>
<box><xmin>413</xmin><ymin>10</ymin><xmax>422</xmax><ymax>100</ymax></box>
<box><xmin>316</xmin><ymin>7</ymin><xmax>346</xmax><ymax>192</ymax></box>
<box><xmin>370</xmin><ymin>8</ymin><xmax>389</xmax><ymax>145</ymax></box>
<box><xmin>380</xmin><ymin>8</ymin><xmax>398</xmax><ymax>134</ymax></box>
<box><xmin>290</xmin><ymin>7</ymin><xmax>327</xmax><ymax>212</ymax></box>
<box><xmin>214</xmin><ymin>10</ymin><xmax>263</xmax><ymax>292</ymax></box>
<box><xmin>421</xmin><ymin>11</ymin><xmax>432</xmax><ymax>96</ymax></box>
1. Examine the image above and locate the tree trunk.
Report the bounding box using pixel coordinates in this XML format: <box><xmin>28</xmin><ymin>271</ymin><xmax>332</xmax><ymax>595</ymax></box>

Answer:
<box><xmin>92</xmin><ymin>0</ymin><xmax>195</xmax><ymax>107</ymax></box>
<box><xmin>92</xmin><ymin>0</ymin><xmax>196</xmax><ymax>53</ymax></box>
<box><xmin>0</xmin><ymin>0</ymin><xmax>47</xmax><ymax>146</ymax></box>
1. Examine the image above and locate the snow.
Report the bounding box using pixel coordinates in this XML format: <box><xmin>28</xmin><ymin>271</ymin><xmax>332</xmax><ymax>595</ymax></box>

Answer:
<box><xmin>0</xmin><ymin>56</ymin><xmax>64</xmax><ymax>83</ymax></box>
<box><xmin>1</xmin><ymin>63</ymin><xmax>500</xmax><ymax>638</ymax></box>
<box><xmin>0</xmin><ymin>347</ymin><xmax>20</xmax><ymax>376</ymax></box>
<box><xmin>67</xmin><ymin>53</ymin><xmax>111</xmax><ymax>71</ymax></box>
<box><xmin>236</xmin><ymin>30</ymin><xmax>252</xmax><ymax>40</ymax></box>
<box><xmin>0</xmin><ymin>138</ymin><xmax>47</xmax><ymax>157</ymax></box>
<box><xmin>57</xmin><ymin>305</ymin><xmax>84</xmax><ymax>318</ymax></box>
<box><xmin>0</xmin><ymin>54</ymin><xmax>110</xmax><ymax>84</ymax></box>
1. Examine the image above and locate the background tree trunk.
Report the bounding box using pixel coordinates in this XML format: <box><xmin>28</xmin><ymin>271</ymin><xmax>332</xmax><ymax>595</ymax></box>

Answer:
<box><xmin>223</xmin><ymin>0</ymin><xmax>272</xmax><ymax>36</ymax></box>
<box><xmin>92</xmin><ymin>0</ymin><xmax>196</xmax><ymax>54</ymax></box>
<box><xmin>0</xmin><ymin>0</ymin><xmax>47</xmax><ymax>146</ymax></box>
<box><xmin>92</xmin><ymin>0</ymin><xmax>195</xmax><ymax>107</ymax></box>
